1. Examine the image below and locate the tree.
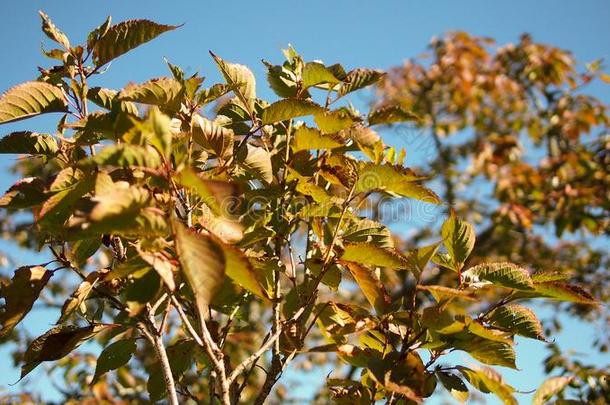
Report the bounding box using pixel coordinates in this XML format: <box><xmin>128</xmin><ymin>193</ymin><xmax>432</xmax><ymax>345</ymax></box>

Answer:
<box><xmin>0</xmin><ymin>13</ymin><xmax>601</xmax><ymax>405</ymax></box>
<box><xmin>376</xmin><ymin>32</ymin><xmax>609</xmax><ymax>403</ymax></box>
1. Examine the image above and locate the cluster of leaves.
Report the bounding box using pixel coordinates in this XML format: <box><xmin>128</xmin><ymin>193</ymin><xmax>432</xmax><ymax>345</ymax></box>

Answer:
<box><xmin>0</xmin><ymin>13</ymin><xmax>600</xmax><ymax>405</ymax></box>
<box><xmin>376</xmin><ymin>32</ymin><xmax>610</xmax><ymax>403</ymax></box>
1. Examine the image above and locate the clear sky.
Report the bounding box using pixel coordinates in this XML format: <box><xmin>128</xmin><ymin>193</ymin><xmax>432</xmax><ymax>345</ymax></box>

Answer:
<box><xmin>0</xmin><ymin>1</ymin><xmax>609</xmax><ymax>403</ymax></box>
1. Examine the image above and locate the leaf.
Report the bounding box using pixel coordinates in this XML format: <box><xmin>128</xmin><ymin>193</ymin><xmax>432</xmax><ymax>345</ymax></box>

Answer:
<box><xmin>529</xmin><ymin>281</ymin><xmax>597</xmax><ymax>304</ymax></box>
<box><xmin>237</xmin><ymin>144</ymin><xmax>273</xmax><ymax>184</ymax></box>
<box><xmin>264</xmin><ymin>61</ymin><xmax>298</xmax><ymax>98</ymax></box>
<box><xmin>0</xmin><ymin>177</ymin><xmax>47</xmax><ymax>209</ymax></box>
<box><xmin>355</xmin><ymin>162</ymin><xmax>440</xmax><ymax>204</ymax></box>
<box><xmin>191</xmin><ymin>115</ymin><xmax>234</xmax><ymax>160</ymax></box>
<box><xmin>58</xmin><ymin>270</ymin><xmax>105</xmax><ymax>323</ymax></box>
<box><xmin>406</xmin><ymin>242</ymin><xmax>441</xmax><ymax>278</ymax></box>
<box><xmin>93</xmin><ymin>19</ymin><xmax>179</xmax><ymax>66</ymax></box>
<box><xmin>261</xmin><ymin>98</ymin><xmax>322</xmax><ymax>124</ymax></box>
<box><xmin>0</xmin><ymin>81</ymin><xmax>68</xmax><ymax>124</ymax></box>
<box><xmin>462</xmin><ymin>262</ymin><xmax>534</xmax><ymax>291</ymax></box>
<box><xmin>143</xmin><ymin>107</ymin><xmax>172</xmax><ymax>158</ymax></box>
<box><xmin>174</xmin><ymin>220</ymin><xmax>226</xmax><ymax>317</ymax></box>
<box><xmin>342</xmin><ymin>219</ymin><xmax>393</xmax><ymax>248</ymax></box>
<box><xmin>221</xmin><ymin>242</ymin><xmax>269</xmax><ymax>300</ymax></box>
<box><xmin>441</xmin><ymin>212</ymin><xmax>475</xmax><ymax>271</ymax></box>
<box><xmin>302</xmin><ymin>62</ymin><xmax>341</xmax><ymax>89</ymax></box>
<box><xmin>0</xmin><ymin>131</ymin><xmax>58</xmax><ymax>155</ymax></box>
<box><xmin>87</xmin><ymin>87</ymin><xmax>139</xmax><ymax>115</ymax></box>
<box><xmin>21</xmin><ymin>324</ymin><xmax>110</xmax><ymax>380</ymax></box>
<box><xmin>177</xmin><ymin>169</ymin><xmax>237</xmax><ymax>217</ymax></box>
<box><xmin>84</xmin><ymin>144</ymin><xmax>162</xmax><ymax>168</ymax></box>
<box><xmin>340</xmin><ymin>243</ymin><xmax>409</xmax><ymax>269</ymax></box>
<box><xmin>86</xmin><ymin>16</ymin><xmax>112</xmax><ymax>52</ymax></box>
<box><xmin>437</xmin><ymin>371</ymin><xmax>469</xmax><ymax>403</ymax></box>
<box><xmin>92</xmin><ymin>338</ymin><xmax>137</xmax><ymax>383</ymax></box>
<box><xmin>417</xmin><ymin>285</ymin><xmax>476</xmax><ymax>302</ymax></box>
<box><xmin>37</xmin><ymin>173</ymin><xmax>96</xmax><ymax>229</ymax></box>
<box><xmin>532</xmin><ymin>376</ymin><xmax>572</xmax><ymax>405</ymax></box>
<box><xmin>0</xmin><ymin>266</ymin><xmax>52</xmax><ymax>337</ymax></box>
<box><xmin>210</xmin><ymin>52</ymin><xmax>256</xmax><ymax>114</ymax></box>
<box><xmin>368</xmin><ymin>104</ymin><xmax>419</xmax><ymax>125</ymax></box>
<box><xmin>291</xmin><ymin>125</ymin><xmax>344</xmax><ymax>152</ymax></box>
<box><xmin>137</xmin><ymin>249</ymin><xmax>176</xmax><ymax>291</ymax></box>
<box><xmin>489</xmin><ymin>304</ymin><xmax>545</xmax><ymax>340</ymax></box>
<box><xmin>118</xmin><ymin>77</ymin><xmax>183</xmax><ymax>111</ymax></box>
<box><xmin>454</xmin><ymin>338</ymin><xmax>517</xmax><ymax>369</ymax></box>
<box><xmin>314</xmin><ymin>109</ymin><xmax>355</xmax><ymax>134</ymax></box>
<box><xmin>337</xmin><ymin>69</ymin><xmax>385</xmax><ymax>97</ymax></box>
<box><xmin>343</xmin><ymin>262</ymin><xmax>391</xmax><ymax>314</ymax></box>
<box><xmin>39</xmin><ymin>11</ymin><xmax>70</xmax><ymax>49</ymax></box>
<box><xmin>457</xmin><ymin>366</ymin><xmax>517</xmax><ymax>405</ymax></box>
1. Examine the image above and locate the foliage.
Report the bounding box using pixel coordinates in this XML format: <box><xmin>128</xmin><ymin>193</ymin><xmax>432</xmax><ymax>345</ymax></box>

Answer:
<box><xmin>0</xmin><ymin>14</ymin><xmax>603</xmax><ymax>405</ymax></box>
<box><xmin>376</xmin><ymin>31</ymin><xmax>610</xmax><ymax>403</ymax></box>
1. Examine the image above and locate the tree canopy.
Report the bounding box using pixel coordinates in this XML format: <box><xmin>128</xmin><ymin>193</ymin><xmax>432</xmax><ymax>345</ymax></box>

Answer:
<box><xmin>0</xmin><ymin>12</ymin><xmax>606</xmax><ymax>405</ymax></box>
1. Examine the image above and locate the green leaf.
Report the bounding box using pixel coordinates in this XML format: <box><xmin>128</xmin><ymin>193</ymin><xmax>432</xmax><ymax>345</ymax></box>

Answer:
<box><xmin>84</xmin><ymin>144</ymin><xmax>162</xmax><ymax>168</ymax></box>
<box><xmin>340</xmin><ymin>243</ymin><xmax>409</xmax><ymax>269</ymax></box>
<box><xmin>417</xmin><ymin>285</ymin><xmax>476</xmax><ymax>302</ymax></box>
<box><xmin>0</xmin><ymin>266</ymin><xmax>52</xmax><ymax>337</ymax></box>
<box><xmin>343</xmin><ymin>262</ymin><xmax>391</xmax><ymax>314</ymax></box>
<box><xmin>261</xmin><ymin>98</ymin><xmax>322</xmax><ymax>125</ymax></box>
<box><xmin>264</xmin><ymin>61</ymin><xmax>298</xmax><ymax>98</ymax></box>
<box><xmin>237</xmin><ymin>144</ymin><xmax>273</xmax><ymax>184</ymax></box>
<box><xmin>455</xmin><ymin>338</ymin><xmax>517</xmax><ymax>369</ymax></box>
<box><xmin>0</xmin><ymin>81</ymin><xmax>68</xmax><ymax>124</ymax></box>
<box><xmin>355</xmin><ymin>162</ymin><xmax>440</xmax><ymax>204</ymax></box>
<box><xmin>368</xmin><ymin>104</ymin><xmax>418</xmax><ymax>125</ymax></box>
<box><xmin>118</xmin><ymin>77</ymin><xmax>183</xmax><ymax>111</ymax></box>
<box><xmin>177</xmin><ymin>169</ymin><xmax>238</xmax><ymax>216</ymax></box>
<box><xmin>137</xmin><ymin>248</ymin><xmax>176</xmax><ymax>291</ymax></box>
<box><xmin>462</xmin><ymin>262</ymin><xmax>534</xmax><ymax>291</ymax></box>
<box><xmin>291</xmin><ymin>125</ymin><xmax>344</xmax><ymax>152</ymax></box>
<box><xmin>174</xmin><ymin>220</ymin><xmax>226</xmax><ymax>317</ymax></box>
<box><xmin>210</xmin><ymin>52</ymin><xmax>257</xmax><ymax>114</ymax></box>
<box><xmin>88</xmin><ymin>87</ymin><xmax>139</xmax><ymax>115</ymax></box>
<box><xmin>191</xmin><ymin>115</ymin><xmax>234</xmax><ymax>160</ymax></box>
<box><xmin>532</xmin><ymin>376</ymin><xmax>572</xmax><ymax>405</ymax></box>
<box><xmin>37</xmin><ymin>172</ymin><xmax>96</xmax><ymax>229</ymax></box>
<box><xmin>221</xmin><ymin>242</ymin><xmax>269</xmax><ymax>300</ymax></box>
<box><xmin>39</xmin><ymin>11</ymin><xmax>70</xmax><ymax>49</ymax></box>
<box><xmin>302</xmin><ymin>62</ymin><xmax>341</xmax><ymax>89</ymax></box>
<box><xmin>93</xmin><ymin>19</ymin><xmax>179</xmax><ymax>66</ymax></box>
<box><xmin>406</xmin><ymin>242</ymin><xmax>441</xmax><ymax>278</ymax></box>
<box><xmin>342</xmin><ymin>218</ymin><xmax>393</xmax><ymax>248</ymax></box>
<box><xmin>529</xmin><ymin>281</ymin><xmax>597</xmax><ymax>304</ymax></box>
<box><xmin>93</xmin><ymin>338</ymin><xmax>137</xmax><ymax>383</ymax></box>
<box><xmin>457</xmin><ymin>366</ymin><xmax>517</xmax><ymax>405</ymax></box>
<box><xmin>337</xmin><ymin>68</ymin><xmax>385</xmax><ymax>97</ymax></box>
<box><xmin>314</xmin><ymin>109</ymin><xmax>355</xmax><ymax>134</ymax></box>
<box><xmin>441</xmin><ymin>212</ymin><xmax>475</xmax><ymax>271</ymax></box>
<box><xmin>144</xmin><ymin>107</ymin><xmax>172</xmax><ymax>158</ymax></box>
<box><xmin>489</xmin><ymin>304</ymin><xmax>545</xmax><ymax>340</ymax></box>
<box><xmin>21</xmin><ymin>324</ymin><xmax>110</xmax><ymax>380</ymax></box>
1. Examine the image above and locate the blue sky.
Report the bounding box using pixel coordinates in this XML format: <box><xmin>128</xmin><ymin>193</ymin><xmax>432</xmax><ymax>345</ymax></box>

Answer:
<box><xmin>0</xmin><ymin>1</ymin><xmax>609</xmax><ymax>403</ymax></box>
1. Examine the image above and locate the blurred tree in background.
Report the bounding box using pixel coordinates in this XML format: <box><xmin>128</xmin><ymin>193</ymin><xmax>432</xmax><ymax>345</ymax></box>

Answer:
<box><xmin>376</xmin><ymin>32</ymin><xmax>609</xmax><ymax>403</ymax></box>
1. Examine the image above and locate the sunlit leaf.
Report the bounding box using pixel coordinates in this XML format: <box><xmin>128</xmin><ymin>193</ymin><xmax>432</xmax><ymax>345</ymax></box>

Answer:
<box><xmin>39</xmin><ymin>11</ymin><xmax>70</xmax><ymax>49</ymax></box>
<box><xmin>261</xmin><ymin>98</ymin><xmax>322</xmax><ymax>124</ymax></box>
<box><xmin>341</xmin><ymin>243</ymin><xmax>409</xmax><ymax>270</ymax></box>
<box><xmin>532</xmin><ymin>376</ymin><xmax>572</xmax><ymax>405</ymax></box>
<box><xmin>118</xmin><ymin>77</ymin><xmax>183</xmax><ymax>111</ymax></box>
<box><xmin>343</xmin><ymin>262</ymin><xmax>391</xmax><ymax>314</ymax></box>
<box><xmin>191</xmin><ymin>115</ymin><xmax>234</xmax><ymax>160</ymax></box>
<box><xmin>337</xmin><ymin>68</ymin><xmax>384</xmax><ymax>97</ymax></box>
<box><xmin>93</xmin><ymin>19</ymin><xmax>179</xmax><ymax>66</ymax></box>
<box><xmin>462</xmin><ymin>262</ymin><xmax>533</xmax><ymax>291</ymax></box>
<box><xmin>457</xmin><ymin>366</ymin><xmax>517</xmax><ymax>405</ymax></box>
<box><xmin>489</xmin><ymin>304</ymin><xmax>545</xmax><ymax>340</ymax></box>
<box><xmin>58</xmin><ymin>270</ymin><xmax>105</xmax><ymax>323</ymax></box>
<box><xmin>302</xmin><ymin>62</ymin><xmax>341</xmax><ymax>89</ymax></box>
<box><xmin>174</xmin><ymin>220</ymin><xmax>225</xmax><ymax>317</ymax></box>
<box><xmin>237</xmin><ymin>144</ymin><xmax>273</xmax><ymax>184</ymax></box>
<box><xmin>0</xmin><ymin>81</ymin><xmax>68</xmax><ymax>124</ymax></box>
<box><xmin>291</xmin><ymin>125</ymin><xmax>344</xmax><ymax>152</ymax></box>
<box><xmin>441</xmin><ymin>212</ymin><xmax>475</xmax><ymax>271</ymax></box>
<box><xmin>210</xmin><ymin>52</ymin><xmax>257</xmax><ymax>114</ymax></box>
<box><xmin>368</xmin><ymin>104</ymin><xmax>418</xmax><ymax>125</ymax></box>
